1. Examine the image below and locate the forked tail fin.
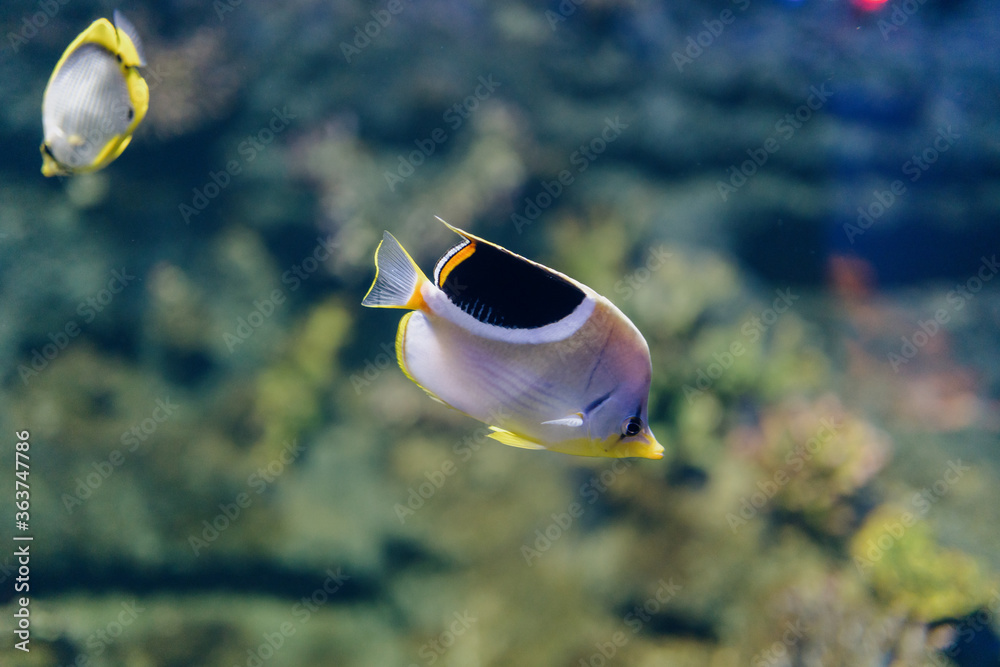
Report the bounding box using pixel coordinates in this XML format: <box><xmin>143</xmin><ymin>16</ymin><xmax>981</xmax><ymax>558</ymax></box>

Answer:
<box><xmin>361</xmin><ymin>231</ymin><xmax>429</xmax><ymax>309</ymax></box>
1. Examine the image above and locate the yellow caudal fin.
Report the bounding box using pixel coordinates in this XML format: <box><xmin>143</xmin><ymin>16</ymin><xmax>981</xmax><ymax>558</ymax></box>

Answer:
<box><xmin>487</xmin><ymin>427</ymin><xmax>547</xmax><ymax>450</ymax></box>
<box><xmin>362</xmin><ymin>231</ymin><xmax>429</xmax><ymax>310</ymax></box>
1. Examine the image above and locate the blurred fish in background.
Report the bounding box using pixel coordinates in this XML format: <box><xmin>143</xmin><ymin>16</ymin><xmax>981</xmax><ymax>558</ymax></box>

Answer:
<box><xmin>39</xmin><ymin>10</ymin><xmax>148</xmax><ymax>177</ymax></box>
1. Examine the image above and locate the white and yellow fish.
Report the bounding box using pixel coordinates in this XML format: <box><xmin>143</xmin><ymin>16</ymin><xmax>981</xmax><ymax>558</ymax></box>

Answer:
<box><xmin>40</xmin><ymin>10</ymin><xmax>149</xmax><ymax>177</ymax></box>
<box><xmin>362</xmin><ymin>218</ymin><xmax>663</xmax><ymax>460</ymax></box>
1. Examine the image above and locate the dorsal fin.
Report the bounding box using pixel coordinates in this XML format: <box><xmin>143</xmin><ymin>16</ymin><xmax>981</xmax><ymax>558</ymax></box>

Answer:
<box><xmin>433</xmin><ymin>236</ymin><xmax>476</xmax><ymax>288</ymax></box>
<box><xmin>113</xmin><ymin>11</ymin><xmax>146</xmax><ymax>67</ymax></box>
<box><xmin>433</xmin><ymin>218</ymin><xmax>585</xmax><ymax>329</ymax></box>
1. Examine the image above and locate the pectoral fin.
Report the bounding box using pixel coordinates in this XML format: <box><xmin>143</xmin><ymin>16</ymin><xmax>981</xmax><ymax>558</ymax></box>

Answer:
<box><xmin>542</xmin><ymin>413</ymin><xmax>585</xmax><ymax>428</ymax></box>
<box><xmin>487</xmin><ymin>427</ymin><xmax>546</xmax><ymax>450</ymax></box>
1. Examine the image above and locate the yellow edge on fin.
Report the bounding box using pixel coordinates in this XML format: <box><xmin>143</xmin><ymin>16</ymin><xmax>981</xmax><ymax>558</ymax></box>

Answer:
<box><xmin>487</xmin><ymin>427</ymin><xmax>546</xmax><ymax>451</ymax></box>
<box><xmin>395</xmin><ymin>311</ymin><xmax>443</xmax><ymax>402</ymax></box>
<box><xmin>361</xmin><ymin>237</ymin><xmax>387</xmax><ymax>305</ymax></box>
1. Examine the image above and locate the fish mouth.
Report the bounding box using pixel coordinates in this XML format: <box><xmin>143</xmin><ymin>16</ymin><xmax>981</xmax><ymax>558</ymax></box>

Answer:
<box><xmin>631</xmin><ymin>431</ymin><xmax>664</xmax><ymax>460</ymax></box>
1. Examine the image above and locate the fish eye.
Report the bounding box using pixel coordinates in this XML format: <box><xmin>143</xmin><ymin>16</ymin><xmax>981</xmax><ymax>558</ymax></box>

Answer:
<box><xmin>621</xmin><ymin>417</ymin><xmax>643</xmax><ymax>437</ymax></box>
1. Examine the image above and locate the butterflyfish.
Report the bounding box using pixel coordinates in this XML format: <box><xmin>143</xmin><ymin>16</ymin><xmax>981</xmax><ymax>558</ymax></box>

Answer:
<box><xmin>362</xmin><ymin>218</ymin><xmax>663</xmax><ymax>460</ymax></box>
<box><xmin>40</xmin><ymin>10</ymin><xmax>149</xmax><ymax>177</ymax></box>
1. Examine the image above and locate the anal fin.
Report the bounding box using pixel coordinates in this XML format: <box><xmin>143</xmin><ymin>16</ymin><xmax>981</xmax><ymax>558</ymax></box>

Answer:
<box><xmin>487</xmin><ymin>426</ymin><xmax>547</xmax><ymax>451</ymax></box>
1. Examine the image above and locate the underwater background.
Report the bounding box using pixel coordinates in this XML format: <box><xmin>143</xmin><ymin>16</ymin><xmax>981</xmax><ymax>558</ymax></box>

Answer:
<box><xmin>2</xmin><ymin>0</ymin><xmax>1000</xmax><ymax>665</ymax></box>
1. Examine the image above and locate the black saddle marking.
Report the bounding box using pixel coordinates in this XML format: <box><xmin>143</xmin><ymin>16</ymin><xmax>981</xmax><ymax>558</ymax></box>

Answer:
<box><xmin>439</xmin><ymin>240</ymin><xmax>585</xmax><ymax>329</ymax></box>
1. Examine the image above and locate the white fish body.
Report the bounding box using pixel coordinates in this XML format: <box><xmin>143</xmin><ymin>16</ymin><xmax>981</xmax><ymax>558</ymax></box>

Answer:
<box><xmin>362</xmin><ymin>218</ymin><xmax>663</xmax><ymax>460</ymax></box>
